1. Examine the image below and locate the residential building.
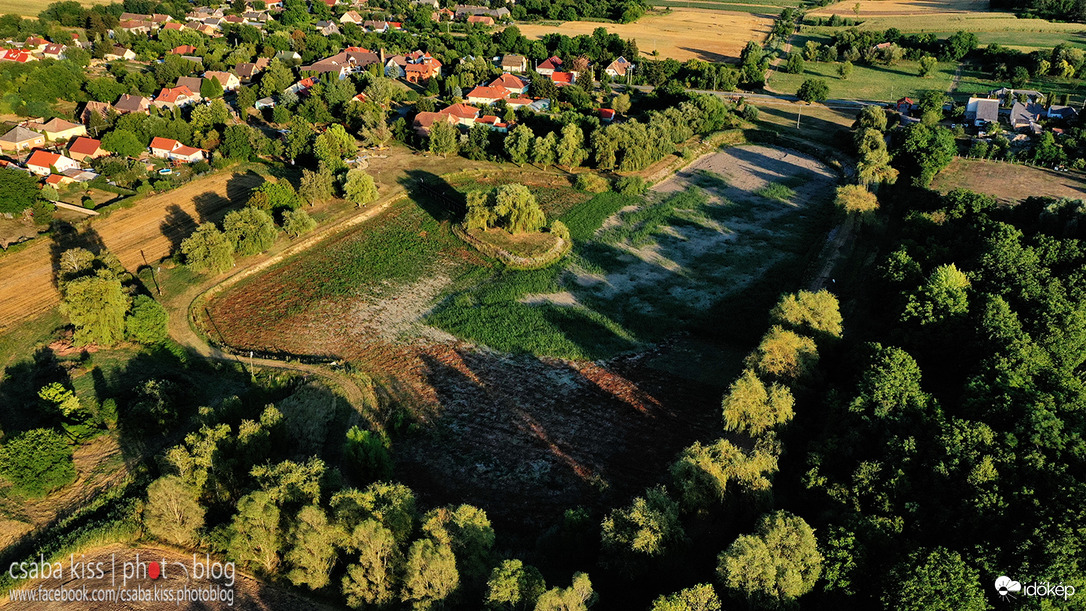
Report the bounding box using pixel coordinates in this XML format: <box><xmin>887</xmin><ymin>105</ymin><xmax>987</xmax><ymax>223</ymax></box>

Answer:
<box><xmin>176</xmin><ymin>76</ymin><xmax>204</xmax><ymax>93</ymax></box>
<box><xmin>235</xmin><ymin>57</ymin><xmax>269</xmax><ymax>81</ymax></box>
<box><xmin>80</xmin><ymin>101</ymin><xmax>114</xmax><ymax>126</ymax></box>
<box><xmin>440</xmin><ymin>103</ymin><xmax>480</xmax><ymax>126</ymax></box>
<box><xmin>41</xmin><ymin>44</ymin><xmax>66</xmax><ymax>60</ymax></box>
<box><xmin>455</xmin><ymin>5</ymin><xmax>510</xmax><ymax>19</ymax></box>
<box><xmin>25</xmin><ymin>150</ymin><xmax>79</xmax><ymax>176</ymax></box>
<box><xmin>104</xmin><ymin>45</ymin><xmax>136</xmax><ymax>60</ymax></box>
<box><xmin>170</xmin><ymin>44</ymin><xmax>197</xmax><ymax>55</ymax></box>
<box><xmin>500</xmin><ymin>54</ymin><xmax>527</xmax><ymax>73</ymax></box>
<box><xmin>466</xmin><ymin>85</ymin><xmax>509</xmax><ymax>105</ymax></box>
<box><xmin>490</xmin><ymin>73</ymin><xmax>529</xmax><ymax>95</ymax></box>
<box><xmin>550</xmin><ymin>72</ymin><xmax>574</xmax><ymax>86</ymax></box>
<box><xmin>604</xmin><ymin>56</ymin><xmax>633</xmax><ymax>78</ymax></box>
<box><xmin>204</xmin><ymin>71</ymin><xmax>241</xmax><ymax>91</ymax></box>
<box><xmin>1010</xmin><ymin>102</ymin><xmax>1044</xmax><ymax>131</ymax></box>
<box><xmin>466</xmin><ymin>15</ymin><xmax>494</xmax><ymax>26</ymax></box>
<box><xmin>475</xmin><ymin>115</ymin><xmax>509</xmax><ymax>132</ymax></box>
<box><xmin>413</xmin><ymin>111</ymin><xmax>457</xmax><ymax>136</ymax></box>
<box><xmin>0</xmin><ymin>49</ymin><xmax>35</xmax><ymax>63</ymax></box>
<box><xmin>115</xmin><ymin>94</ymin><xmax>151</xmax><ymax>114</ymax></box>
<box><xmin>989</xmin><ymin>87</ymin><xmax>1044</xmax><ymax>104</ymax></box>
<box><xmin>29</xmin><ymin>118</ymin><xmax>86</xmax><ymax>141</ymax></box>
<box><xmin>0</xmin><ymin>126</ymin><xmax>45</xmax><ymax>152</ymax></box>
<box><xmin>154</xmin><ymin>85</ymin><xmax>200</xmax><ymax>109</ymax></box>
<box><xmin>536</xmin><ymin>56</ymin><xmax>562</xmax><ymax>76</ymax></box>
<box><xmin>341</xmin><ymin>10</ymin><xmax>364</xmax><ymax>24</ymax></box>
<box><xmin>315</xmin><ymin>20</ymin><xmax>341</xmax><ymax>35</ymax></box>
<box><xmin>363</xmin><ymin>20</ymin><xmax>389</xmax><ymax>33</ymax></box>
<box><xmin>965</xmin><ymin>97</ymin><xmax>999</xmax><ymax>126</ymax></box>
<box><xmin>67</xmin><ymin>137</ymin><xmax>105</xmax><ymax>162</ymax></box>
<box><xmin>1047</xmin><ymin>105</ymin><xmax>1078</xmax><ymax>121</ymax></box>
<box><xmin>149</xmin><ymin>137</ymin><xmax>204</xmax><ymax>162</ymax></box>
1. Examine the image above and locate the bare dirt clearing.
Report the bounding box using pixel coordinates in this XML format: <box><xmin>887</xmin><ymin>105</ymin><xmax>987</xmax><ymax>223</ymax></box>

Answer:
<box><xmin>810</xmin><ymin>0</ymin><xmax>988</xmax><ymax>16</ymax></box>
<box><xmin>932</xmin><ymin>158</ymin><xmax>1086</xmax><ymax>204</ymax></box>
<box><xmin>0</xmin><ymin>171</ymin><xmax>262</xmax><ymax>332</ymax></box>
<box><xmin>516</xmin><ymin>9</ymin><xmax>773</xmax><ymax>62</ymax></box>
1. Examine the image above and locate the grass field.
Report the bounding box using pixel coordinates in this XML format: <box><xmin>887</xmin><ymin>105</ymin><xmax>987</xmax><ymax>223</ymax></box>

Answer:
<box><xmin>750</xmin><ymin>102</ymin><xmax>857</xmax><ymax>146</ymax></box>
<box><xmin>932</xmin><ymin>158</ymin><xmax>1086</xmax><ymax>204</ymax></box>
<box><xmin>651</xmin><ymin>0</ymin><xmax>803</xmax><ymax>13</ymax></box>
<box><xmin>769</xmin><ymin>57</ymin><xmax>957</xmax><ymax>100</ymax></box>
<box><xmin>516</xmin><ymin>8</ymin><xmax>773</xmax><ymax>62</ymax></box>
<box><xmin>953</xmin><ymin>65</ymin><xmax>1086</xmax><ymax>102</ymax></box>
<box><xmin>1</xmin><ymin>0</ymin><xmax>108</xmax><ymax>18</ymax></box>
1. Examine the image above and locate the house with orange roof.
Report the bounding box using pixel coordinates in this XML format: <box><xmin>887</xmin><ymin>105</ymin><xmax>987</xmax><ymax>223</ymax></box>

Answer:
<box><xmin>475</xmin><ymin>115</ymin><xmax>509</xmax><ymax>132</ymax></box>
<box><xmin>536</xmin><ymin>56</ymin><xmax>562</xmax><ymax>76</ymax></box>
<box><xmin>466</xmin><ymin>15</ymin><xmax>493</xmax><ymax>26</ymax></box>
<box><xmin>413</xmin><ymin>111</ymin><xmax>457</xmax><ymax>136</ymax></box>
<box><xmin>604</xmin><ymin>56</ymin><xmax>634</xmax><ymax>78</ymax></box>
<box><xmin>170</xmin><ymin>44</ymin><xmax>198</xmax><ymax>55</ymax></box>
<box><xmin>26</xmin><ymin>150</ymin><xmax>79</xmax><ymax>176</ymax></box>
<box><xmin>67</xmin><ymin>137</ymin><xmax>105</xmax><ymax>162</ymax></box>
<box><xmin>154</xmin><ymin>85</ymin><xmax>200</xmax><ymax>109</ymax></box>
<box><xmin>466</xmin><ymin>85</ymin><xmax>509</xmax><ymax>105</ymax></box>
<box><xmin>490</xmin><ymin>73</ymin><xmax>529</xmax><ymax>95</ymax></box>
<box><xmin>0</xmin><ymin>49</ymin><xmax>35</xmax><ymax>63</ymax></box>
<box><xmin>149</xmin><ymin>137</ymin><xmax>204</xmax><ymax>162</ymax></box>
<box><xmin>405</xmin><ymin>62</ymin><xmax>438</xmax><ymax>83</ymax></box>
<box><xmin>550</xmin><ymin>72</ymin><xmax>574</xmax><ymax>86</ymax></box>
<box><xmin>204</xmin><ymin>71</ymin><xmax>241</xmax><ymax>91</ymax></box>
<box><xmin>439</xmin><ymin>103</ymin><xmax>480</xmax><ymax>126</ymax></box>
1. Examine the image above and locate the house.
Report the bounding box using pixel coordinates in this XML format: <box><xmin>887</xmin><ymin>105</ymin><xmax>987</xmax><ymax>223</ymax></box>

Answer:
<box><xmin>455</xmin><ymin>5</ymin><xmax>510</xmax><ymax>19</ymax></box>
<box><xmin>385</xmin><ymin>56</ymin><xmax>407</xmax><ymax>78</ymax></box>
<box><xmin>0</xmin><ymin>126</ymin><xmax>45</xmax><ymax>152</ymax></box>
<box><xmin>265</xmin><ymin>0</ymin><xmax>283</xmax><ymax>8</ymax></box>
<box><xmin>67</xmin><ymin>137</ymin><xmax>105</xmax><ymax>162</ymax></box>
<box><xmin>466</xmin><ymin>15</ymin><xmax>494</xmax><ymax>26</ymax></box>
<box><xmin>550</xmin><ymin>72</ymin><xmax>574</xmax><ymax>87</ymax></box>
<box><xmin>536</xmin><ymin>56</ymin><xmax>562</xmax><ymax>76</ymax></box>
<box><xmin>341</xmin><ymin>10</ymin><xmax>364</xmax><ymax>24</ymax></box>
<box><xmin>1010</xmin><ymin>102</ymin><xmax>1044</xmax><ymax>131</ymax></box>
<box><xmin>413</xmin><ymin>0</ymin><xmax>439</xmax><ymax>7</ymax></box>
<box><xmin>195</xmin><ymin>24</ymin><xmax>219</xmax><ymax>37</ymax></box>
<box><xmin>405</xmin><ymin>63</ymin><xmax>438</xmax><ymax>83</ymax></box>
<box><xmin>255</xmin><ymin>96</ymin><xmax>276</xmax><ymax>109</ymax></box>
<box><xmin>104</xmin><ymin>45</ymin><xmax>136</xmax><ymax>60</ymax></box>
<box><xmin>23</xmin><ymin>36</ymin><xmax>48</xmax><ymax>51</ymax></box>
<box><xmin>222</xmin><ymin>15</ymin><xmax>244</xmax><ymax>25</ymax></box>
<box><xmin>204</xmin><ymin>71</ymin><xmax>241</xmax><ymax>91</ymax></box>
<box><xmin>235</xmin><ymin>57</ymin><xmax>269</xmax><ymax>82</ymax></box>
<box><xmin>44</xmin><ymin>173</ymin><xmax>74</xmax><ymax>187</ymax></box>
<box><xmin>149</xmin><ymin>137</ymin><xmax>204</xmax><ymax>162</ymax></box>
<box><xmin>61</xmin><ymin>168</ymin><xmax>99</xmax><ymax>182</ymax></box>
<box><xmin>500</xmin><ymin>54</ymin><xmax>527</xmax><ymax>73</ymax></box>
<box><xmin>286</xmin><ymin>77</ymin><xmax>317</xmax><ymax>96</ymax></box>
<box><xmin>80</xmin><ymin>101</ymin><xmax>113</xmax><ymax>126</ymax></box>
<box><xmin>170</xmin><ymin>44</ymin><xmax>198</xmax><ymax>55</ymax></box>
<box><xmin>434</xmin><ymin>7</ymin><xmax>455</xmax><ymax>21</ymax></box>
<box><xmin>315</xmin><ymin>20</ymin><xmax>341</xmax><ymax>35</ymax></box>
<box><xmin>604</xmin><ymin>56</ymin><xmax>633</xmax><ymax>78</ymax></box>
<box><xmin>439</xmin><ymin>103</ymin><xmax>480</xmax><ymax>126</ymax></box>
<box><xmin>413</xmin><ymin>111</ymin><xmax>457</xmax><ymax>136</ymax></box>
<box><xmin>475</xmin><ymin>115</ymin><xmax>509</xmax><ymax>132</ymax></box>
<box><xmin>301</xmin><ymin>48</ymin><xmax>380</xmax><ymax>78</ymax></box>
<box><xmin>161</xmin><ymin>22</ymin><xmax>184</xmax><ymax>31</ymax></box>
<box><xmin>115</xmin><ymin>94</ymin><xmax>151</xmax><ymax>114</ymax></box>
<box><xmin>363</xmin><ymin>20</ymin><xmax>389</xmax><ymax>33</ymax></box>
<box><xmin>25</xmin><ymin>150</ymin><xmax>79</xmax><ymax>176</ymax></box>
<box><xmin>466</xmin><ymin>85</ymin><xmax>509</xmax><ymax>105</ymax></box>
<box><xmin>176</xmin><ymin>76</ymin><xmax>204</xmax><ymax>93</ymax></box>
<box><xmin>1047</xmin><ymin>105</ymin><xmax>1078</xmax><ymax>121</ymax></box>
<box><xmin>154</xmin><ymin>85</ymin><xmax>200</xmax><ymax>109</ymax></box>
<box><xmin>599</xmin><ymin>108</ymin><xmax>616</xmax><ymax>122</ymax></box>
<box><xmin>275</xmin><ymin>50</ymin><xmax>302</xmax><ymax>63</ymax></box>
<box><xmin>965</xmin><ymin>97</ymin><xmax>999</xmax><ymax>126</ymax></box>
<box><xmin>1</xmin><ymin>49</ymin><xmax>35</xmax><ymax>63</ymax></box>
<box><xmin>41</xmin><ymin>44</ymin><xmax>66</xmax><ymax>60</ymax></box>
<box><xmin>489</xmin><ymin>73</ymin><xmax>529</xmax><ymax>95</ymax></box>
<box><xmin>29</xmin><ymin>118</ymin><xmax>86</xmax><ymax>141</ymax></box>
<box><xmin>316</xmin><ymin>0</ymin><xmax>338</xmax><ymax>6</ymax></box>
<box><xmin>989</xmin><ymin>87</ymin><xmax>1044</xmax><ymax>104</ymax></box>
<box><xmin>894</xmin><ymin>97</ymin><xmax>914</xmax><ymax>114</ymax></box>
<box><xmin>117</xmin><ymin>19</ymin><xmax>153</xmax><ymax>34</ymax></box>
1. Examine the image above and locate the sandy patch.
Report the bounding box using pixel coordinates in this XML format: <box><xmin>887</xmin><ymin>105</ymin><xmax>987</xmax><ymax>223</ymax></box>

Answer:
<box><xmin>519</xmin><ymin>291</ymin><xmax>582</xmax><ymax>307</ymax></box>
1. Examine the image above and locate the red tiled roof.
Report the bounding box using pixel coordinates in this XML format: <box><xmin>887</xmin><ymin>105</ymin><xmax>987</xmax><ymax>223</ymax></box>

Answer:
<box><xmin>68</xmin><ymin>137</ymin><xmax>101</xmax><ymax>156</ymax></box>
<box><xmin>538</xmin><ymin>56</ymin><xmax>562</xmax><ymax>70</ymax></box>
<box><xmin>490</xmin><ymin>73</ymin><xmax>527</xmax><ymax>90</ymax></box>
<box><xmin>440</xmin><ymin>103</ymin><xmax>479</xmax><ymax>119</ymax></box>
<box><xmin>467</xmin><ymin>86</ymin><xmax>508</xmax><ymax>101</ymax></box>
<box><xmin>155</xmin><ymin>86</ymin><xmax>195</xmax><ymax>103</ymax></box>
<box><xmin>550</xmin><ymin>72</ymin><xmax>574</xmax><ymax>85</ymax></box>
<box><xmin>26</xmin><ymin>150</ymin><xmax>61</xmax><ymax>168</ymax></box>
<box><xmin>150</xmin><ymin>137</ymin><xmax>179</xmax><ymax>151</ymax></box>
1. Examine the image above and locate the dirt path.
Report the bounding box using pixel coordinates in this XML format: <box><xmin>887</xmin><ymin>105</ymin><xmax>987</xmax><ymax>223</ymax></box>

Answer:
<box><xmin>0</xmin><ymin>171</ymin><xmax>263</xmax><ymax>332</ymax></box>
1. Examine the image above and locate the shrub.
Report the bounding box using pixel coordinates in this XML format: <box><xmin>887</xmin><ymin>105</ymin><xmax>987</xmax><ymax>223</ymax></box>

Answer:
<box><xmin>755</xmin><ymin>183</ymin><xmax>796</xmax><ymax>202</ymax></box>
<box><xmin>615</xmin><ymin>176</ymin><xmax>648</xmax><ymax>196</ymax></box>
<box><xmin>575</xmin><ymin>173</ymin><xmax>609</xmax><ymax>193</ymax></box>
<box><xmin>0</xmin><ymin>428</ymin><xmax>76</xmax><ymax>497</ymax></box>
<box><xmin>282</xmin><ymin>209</ymin><xmax>317</xmax><ymax>238</ymax></box>
<box><xmin>125</xmin><ymin>295</ymin><xmax>169</xmax><ymax>344</ymax></box>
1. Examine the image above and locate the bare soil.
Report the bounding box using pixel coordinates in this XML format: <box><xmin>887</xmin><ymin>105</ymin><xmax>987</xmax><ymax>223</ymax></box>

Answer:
<box><xmin>932</xmin><ymin>158</ymin><xmax>1086</xmax><ymax>204</ymax></box>
<box><xmin>809</xmin><ymin>0</ymin><xmax>987</xmax><ymax>16</ymax></box>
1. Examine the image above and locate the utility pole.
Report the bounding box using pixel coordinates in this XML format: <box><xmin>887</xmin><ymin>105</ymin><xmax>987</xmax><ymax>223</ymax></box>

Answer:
<box><xmin>796</xmin><ymin>105</ymin><xmax>802</xmax><ymax>129</ymax></box>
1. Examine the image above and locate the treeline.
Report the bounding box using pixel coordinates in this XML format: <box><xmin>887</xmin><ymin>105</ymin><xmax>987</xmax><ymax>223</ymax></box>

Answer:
<box><xmin>990</xmin><ymin>0</ymin><xmax>1086</xmax><ymax>22</ymax></box>
<box><xmin>784</xmin><ymin>186</ymin><xmax>1086</xmax><ymax>608</ymax></box>
<box><xmin>514</xmin><ymin>0</ymin><xmax>648</xmax><ymax>23</ymax></box>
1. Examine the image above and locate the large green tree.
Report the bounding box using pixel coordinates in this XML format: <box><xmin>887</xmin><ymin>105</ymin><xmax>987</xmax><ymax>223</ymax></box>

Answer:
<box><xmin>144</xmin><ymin>475</ymin><xmax>205</xmax><ymax>546</ymax></box>
<box><xmin>223</xmin><ymin>206</ymin><xmax>277</xmax><ymax>256</ymax></box>
<box><xmin>61</xmin><ymin>271</ymin><xmax>130</xmax><ymax>346</ymax></box>
<box><xmin>180</xmin><ymin>223</ymin><xmax>236</xmax><ymax>274</ymax></box>
<box><xmin>717</xmin><ymin>511</ymin><xmax>822</xmax><ymax>606</ymax></box>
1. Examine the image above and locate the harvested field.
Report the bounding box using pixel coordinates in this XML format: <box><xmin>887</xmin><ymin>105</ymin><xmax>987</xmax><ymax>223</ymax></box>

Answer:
<box><xmin>810</xmin><ymin>0</ymin><xmax>987</xmax><ymax>16</ymax></box>
<box><xmin>932</xmin><ymin>158</ymin><xmax>1086</xmax><ymax>204</ymax></box>
<box><xmin>0</xmin><ymin>170</ymin><xmax>262</xmax><ymax>332</ymax></box>
<box><xmin>515</xmin><ymin>8</ymin><xmax>773</xmax><ymax>62</ymax></box>
<box><xmin>1</xmin><ymin>0</ymin><xmax>109</xmax><ymax>18</ymax></box>
<box><xmin>0</xmin><ymin>543</ymin><xmax>335</xmax><ymax>610</ymax></box>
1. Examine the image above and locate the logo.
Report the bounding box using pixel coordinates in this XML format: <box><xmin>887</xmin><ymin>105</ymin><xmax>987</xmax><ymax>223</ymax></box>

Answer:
<box><xmin>995</xmin><ymin>575</ymin><xmax>1076</xmax><ymax>602</ymax></box>
<box><xmin>994</xmin><ymin>576</ymin><xmax>1021</xmax><ymax>599</ymax></box>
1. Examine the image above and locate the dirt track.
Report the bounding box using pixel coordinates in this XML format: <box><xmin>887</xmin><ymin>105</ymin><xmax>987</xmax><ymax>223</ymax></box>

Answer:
<box><xmin>0</xmin><ymin>171</ymin><xmax>262</xmax><ymax>332</ymax></box>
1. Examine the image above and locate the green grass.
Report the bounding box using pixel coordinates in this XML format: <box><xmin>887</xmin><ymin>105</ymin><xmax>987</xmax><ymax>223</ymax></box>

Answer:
<box><xmin>755</xmin><ymin>182</ymin><xmax>797</xmax><ymax>202</ymax></box>
<box><xmin>770</xmin><ymin>58</ymin><xmax>957</xmax><ymax>101</ymax></box>
<box><xmin>598</xmin><ymin>188</ymin><xmax>711</xmax><ymax>245</ymax></box>
<box><xmin>952</xmin><ymin>66</ymin><xmax>1086</xmax><ymax>103</ymax></box>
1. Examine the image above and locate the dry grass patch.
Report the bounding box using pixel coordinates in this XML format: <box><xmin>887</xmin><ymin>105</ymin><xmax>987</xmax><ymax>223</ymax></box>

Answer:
<box><xmin>932</xmin><ymin>158</ymin><xmax>1086</xmax><ymax>204</ymax></box>
<box><xmin>468</xmin><ymin>227</ymin><xmax>562</xmax><ymax>258</ymax></box>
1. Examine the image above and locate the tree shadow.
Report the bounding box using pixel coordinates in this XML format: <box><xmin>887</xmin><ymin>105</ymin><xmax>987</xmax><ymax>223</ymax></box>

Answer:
<box><xmin>192</xmin><ymin>191</ymin><xmax>230</xmax><ymax>224</ymax></box>
<box><xmin>48</xmin><ymin>220</ymin><xmax>106</xmax><ymax>288</ymax></box>
<box><xmin>0</xmin><ymin>347</ymin><xmax>70</xmax><ymax>436</ymax></box>
<box><xmin>398</xmin><ymin>169</ymin><xmax>466</xmax><ymax>222</ymax></box>
<box><xmin>159</xmin><ymin>204</ymin><xmax>198</xmax><ymax>254</ymax></box>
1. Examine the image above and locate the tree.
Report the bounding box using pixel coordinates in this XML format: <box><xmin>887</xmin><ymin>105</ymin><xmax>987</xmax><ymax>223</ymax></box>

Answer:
<box><xmin>746</xmin><ymin>326</ymin><xmax>819</xmax><ymax>381</ymax></box>
<box><xmin>0</xmin><ymin>428</ymin><xmax>75</xmax><ymax>497</ymax></box>
<box><xmin>223</xmin><ymin>206</ymin><xmax>277</xmax><ymax>256</ymax></box>
<box><xmin>313</xmin><ymin>124</ymin><xmax>356</xmax><ymax>170</ymax></box>
<box><xmin>504</xmin><ymin>124</ymin><xmax>534</xmax><ymax>165</ymax></box>
<box><xmin>899</xmin><ymin>124</ymin><xmax>957</xmax><ymax>187</ymax></box>
<box><xmin>342</xmin><ymin>519</ymin><xmax>401</xmax><ymax>608</ymax></box>
<box><xmin>601</xmin><ymin>486</ymin><xmax>685</xmax><ymax>571</ymax></box>
<box><xmin>534</xmin><ymin>573</ymin><xmax>595</xmax><ymax>611</ymax></box>
<box><xmin>191</xmin><ymin>99</ymin><xmax>232</xmax><ymax>131</ymax></box>
<box><xmin>837</xmin><ymin>60</ymin><xmax>853</xmax><ymax>79</ymax></box>
<box><xmin>486</xmin><ymin>559</ymin><xmax>546</xmax><ymax>610</ymax></box>
<box><xmin>100</xmin><ymin>129</ymin><xmax>144</xmax><ymax>158</ymax></box>
<box><xmin>144</xmin><ymin>475</ymin><xmax>205</xmax><ymax>546</ymax></box>
<box><xmin>918</xmin><ymin>55</ymin><xmax>938</xmax><ymax>77</ymax></box>
<box><xmin>613</xmin><ymin>93</ymin><xmax>631</xmax><ymax>115</ymax></box>
<box><xmin>283</xmin><ymin>209</ymin><xmax>317</xmax><ymax>238</ymax></box>
<box><xmin>299</xmin><ymin>166</ymin><xmax>335</xmax><ymax>203</ymax></box>
<box><xmin>650</xmin><ymin>584</ymin><xmax>721</xmax><ymax>611</ymax></box>
<box><xmin>671</xmin><ymin>437</ymin><xmax>779</xmax><ymax>512</ymax></box>
<box><xmin>556</xmin><ymin>123</ymin><xmax>586</xmax><ymax>169</ymax></box>
<box><xmin>903</xmin><ymin>263</ymin><xmax>970</xmax><ymax>326</ymax></box>
<box><xmin>1011</xmin><ymin>65</ymin><xmax>1029</xmax><ymax>88</ymax></box>
<box><xmin>259</xmin><ymin>59</ymin><xmax>292</xmax><ymax>97</ymax></box>
<box><xmin>126</xmin><ymin>295</ymin><xmax>168</xmax><ymax>344</ymax></box>
<box><xmin>39</xmin><ymin>383</ymin><xmax>81</xmax><ymax>419</ymax></box>
<box><xmin>402</xmin><ymin>538</ymin><xmax>459</xmax><ymax>609</ymax></box>
<box><xmin>883</xmin><ymin>548</ymin><xmax>986</xmax><ymax>611</ymax></box>
<box><xmin>200</xmin><ymin>76</ymin><xmax>224</xmax><ymax>99</ymax></box>
<box><xmin>720</xmin><ymin>369</ymin><xmax>795</xmax><ymax>435</ymax></box>
<box><xmin>422</xmin><ymin>504</ymin><xmax>495</xmax><ymax>588</ymax></box>
<box><xmin>344</xmin><ymin>426</ymin><xmax>393</xmax><ymax>482</ymax></box>
<box><xmin>785</xmin><ymin>53</ymin><xmax>805</xmax><ymax>75</ymax></box>
<box><xmin>0</xmin><ymin>167</ymin><xmax>41</xmax><ymax>214</ymax></box>
<box><xmin>770</xmin><ymin>290</ymin><xmax>844</xmax><ymax>338</ymax></box>
<box><xmin>854</xmin><ymin>106</ymin><xmax>887</xmax><ymax>132</ymax></box>
<box><xmin>493</xmin><ymin>184</ymin><xmax>546</xmax><ymax>234</ymax></box>
<box><xmin>429</xmin><ymin>120</ymin><xmax>459</xmax><ymax>158</ymax></box>
<box><xmin>332</xmin><ymin>482</ymin><xmax>417</xmax><ymax>544</ymax></box>
<box><xmin>717</xmin><ymin>511</ymin><xmax>822</xmax><ymax>606</ymax></box>
<box><xmin>532</xmin><ymin>132</ymin><xmax>557</xmax><ymax>169</ymax></box>
<box><xmin>343</xmin><ymin>169</ymin><xmax>379</xmax><ymax>207</ymax></box>
<box><xmin>797</xmin><ymin>78</ymin><xmax>829</xmax><ymax>103</ymax></box>
<box><xmin>236</xmin><ymin>85</ymin><xmax>257</xmax><ymax>112</ymax></box>
<box><xmin>248</xmin><ymin>181</ymin><xmax>302</xmax><ymax>213</ymax></box>
<box><xmin>181</xmin><ymin>222</ymin><xmax>236</xmax><ymax>274</ymax></box>
<box><xmin>229</xmin><ymin>490</ymin><xmax>283</xmax><ymax>574</ymax></box>
<box><xmin>62</xmin><ymin>272</ymin><xmax>129</xmax><ymax>346</ymax></box>
<box><xmin>286</xmin><ymin>505</ymin><xmax>341</xmax><ymax>590</ymax></box>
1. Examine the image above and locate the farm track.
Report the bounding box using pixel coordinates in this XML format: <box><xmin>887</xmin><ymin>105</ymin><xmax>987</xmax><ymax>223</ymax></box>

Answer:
<box><xmin>0</xmin><ymin>171</ymin><xmax>263</xmax><ymax>333</ymax></box>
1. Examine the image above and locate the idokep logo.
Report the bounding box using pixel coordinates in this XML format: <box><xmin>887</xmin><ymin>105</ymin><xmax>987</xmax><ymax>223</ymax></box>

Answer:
<box><xmin>995</xmin><ymin>575</ymin><xmax>1076</xmax><ymax>601</ymax></box>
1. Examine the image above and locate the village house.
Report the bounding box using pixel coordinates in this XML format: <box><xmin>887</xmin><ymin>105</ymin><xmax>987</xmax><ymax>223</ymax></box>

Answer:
<box><xmin>67</xmin><ymin>137</ymin><xmax>105</xmax><ymax>162</ymax></box>
<box><xmin>466</xmin><ymin>15</ymin><xmax>494</xmax><ymax>26</ymax></box>
<box><xmin>490</xmin><ymin>73</ymin><xmax>529</xmax><ymax>96</ymax></box>
<box><xmin>364</xmin><ymin>20</ymin><xmax>389</xmax><ymax>33</ymax></box>
<box><xmin>170</xmin><ymin>44</ymin><xmax>198</xmax><ymax>55</ymax></box>
<box><xmin>301</xmin><ymin>48</ymin><xmax>381</xmax><ymax>79</ymax></box>
<box><xmin>25</xmin><ymin>150</ymin><xmax>79</xmax><ymax>176</ymax></box>
<box><xmin>455</xmin><ymin>5</ymin><xmax>510</xmax><ymax>19</ymax></box>
<box><xmin>966</xmin><ymin>97</ymin><xmax>999</xmax><ymax>127</ymax></box>
<box><xmin>1010</xmin><ymin>102</ymin><xmax>1044</xmax><ymax>132</ymax></box>
<box><xmin>236</xmin><ymin>57</ymin><xmax>270</xmax><ymax>82</ymax></box>
<box><xmin>413</xmin><ymin>111</ymin><xmax>457</xmax><ymax>136</ymax></box>
<box><xmin>989</xmin><ymin>87</ymin><xmax>1044</xmax><ymax>104</ymax></box>
<box><xmin>114</xmin><ymin>94</ymin><xmax>151</xmax><ymax>114</ymax></box>
<box><xmin>204</xmin><ymin>71</ymin><xmax>241</xmax><ymax>91</ymax></box>
<box><xmin>29</xmin><ymin>118</ymin><xmax>86</xmax><ymax>142</ymax></box>
<box><xmin>475</xmin><ymin>115</ymin><xmax>510</xmax><ymax>132</ymax></box>
<box><xmin>275</xmin><ymin>50</ymin><xmax>302</xmax><ymax>63</ymax></box>
<box><xmin>104</xmin><ymin>45</ymin><xmax>136</xmax><ymax>60</ymax></box>
<box><xmin>154</xmin><ymin>86</ymin><xmax>200</xmax><ymax>109</ymax></box>
<box><xmin>0</xmin><ymin>49</ymin><xmax>35</xmax><ymax>63</ymax></box>
<box><xmin>161</xmin><ymin>22</ymin><xmax>184</xmax><ymax>32</ymax></box>
<box><xmin>117</xmin><ymin>19</ymin><xmax>153</xmax><ymax>35</ymax></box>
<box><xmin>341</xmin><ymin>11</ymin><xmax>364</xmax><ymax>24</ymax></box>
<box><xmin>550</xmin><ymin>72</ymin><xmax>574</xmax><ymax>87</ymax></box>
<box><xmin>150</xmin><ymin>137</ymin><xmax>204</xmax><ymax>162</ymax></box>
<box><xmin>40</xmin><ymin>44</ymin><xmax>66</xmax><ymax>60</ymax></box>
<box><xmin>23</xmin><ymin>36</ymin><xmax>47</xmax><ymax>51</ymax></box>
<box><xmin>604</xmin><ymin>56</ymin><xmax>633</xmax><ymax>78</ymax></box>
<box><xmin>536</xmin><ymin>56</ymin><xmax>562</xmax><ymax>76</ymax></box>
<box><xmin>500</xmin><ymin>54</ymin><xmax>527</xmax><ymax>73</ymax></box>
<box><xmin>176</xmin><ymin>76</ymin><xmax>204</xmax><ymax>93</ymax></box>
<box><xmin>315</xmin><ymin>20</ymin><xmax>341</xmax><ymax>36</ymax></box>
<box><xmin>1047</xmin><ymin>105</ymin><xmax>1078</xmax><ymax>121</ymax></box>
<box><xmin>466</xmin><ymin>85</ymin><xmax>509</xmax><ymax>105</ymax></box>
<box><xmin>0</xmin><ymin>126</ymin><xmax>45</xmax><ymax>152</ymax></box>
<box><xmin>80</xmin><ymin>101</ymin><xmax>114</xmax><ymax>126</ymax></box>
<box><xmin>439</xmin><ymin>103</ymin><xmax>481</xmax><ymax>127</ymax></box>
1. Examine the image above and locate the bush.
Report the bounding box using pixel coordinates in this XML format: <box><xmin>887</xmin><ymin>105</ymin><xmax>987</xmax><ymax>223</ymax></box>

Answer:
<box><xmin>0</xmin><ymin>428</ymin><xmax>76</xmax><ymax>497</ymax></box>
<box><xmin>125</xmin><ymin>295</ymin><xmax>169</xmax><ymax>344</ymax></box>
<box><xmin>282</xmin><ymin>209</ymin><xmax>317</xmax><ymax>238</ymax></box>
<box><xmin>741</xmin><ymin>104</ymin><xmax>760</xmax><ymax>121</ymax></box>
<box><xmin>614</xmin><ymin>176</ymin><xmax>648</xmax><ymax>196</ymax></box>
<box><xmin>797</xmin><ymin>78</ymin><xmax>829</xmax><ymax>103</ymax></box>
<box><xmin>575</xmin><ymin>173</ymin><xmax>609</xmax><ymax>193</ymax></box>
